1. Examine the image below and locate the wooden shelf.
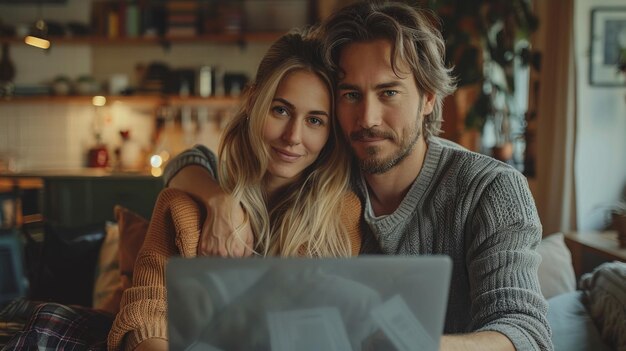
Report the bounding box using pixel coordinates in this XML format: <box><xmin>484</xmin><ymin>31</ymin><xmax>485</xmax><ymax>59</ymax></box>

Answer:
<box><xmin>0</xmin><ymin>95</ymin><xmax>241</xmax><ymax>107</ymax></box>
<box><xmin>0</xmin><ymin>33</ymin><xmax>283</xmax><ymax>46</ymax></box>
<box><xmin>167</xmin><ymin>95</ymin><xmax>240</xmax><ymax>107</ymax></box>
<box><xmin>564</xmin><ymin>231</ymin><xmax>626</xmax><ymax>277</ymax></box>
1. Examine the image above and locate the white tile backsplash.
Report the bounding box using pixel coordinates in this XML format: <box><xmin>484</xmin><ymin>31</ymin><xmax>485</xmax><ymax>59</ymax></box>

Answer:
<box><xmin>11</xmin><ymin>46</ymin><xmax>92</xmax><ymax>86</ymax></box>
<box><xmin>0</xmin><ymin>102</ymin><xmax>156</xmax><ymax>171</ymax></box>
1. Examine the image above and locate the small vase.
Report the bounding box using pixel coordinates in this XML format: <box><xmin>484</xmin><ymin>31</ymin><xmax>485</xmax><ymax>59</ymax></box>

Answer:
<box><xmin>119</xmin><ymin>130</ymin><xmax>143</xmax><ymax>171</ymax></box>
<box><xmin>88</xmin><ymin>145</ymin><xmax>109</xmax><ymax>168</ymax></box>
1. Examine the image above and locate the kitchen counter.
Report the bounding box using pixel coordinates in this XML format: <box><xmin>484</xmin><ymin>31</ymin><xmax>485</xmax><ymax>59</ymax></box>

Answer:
<box><xmin>0</xmin><ymin>168</ymin><xmax>160</xmax><ymax>180</ymax></box>
<box><xmin>1</xmin><ymin>169</ymin><xmax>164</xmax><ymax>228</ymax></box>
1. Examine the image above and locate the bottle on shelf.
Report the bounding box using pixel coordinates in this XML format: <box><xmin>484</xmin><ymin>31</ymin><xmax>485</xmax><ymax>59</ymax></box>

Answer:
<box><xmin>0</xmin><ymin>43</ymin><xmax>16</xmax><ymax>97</ymax></box>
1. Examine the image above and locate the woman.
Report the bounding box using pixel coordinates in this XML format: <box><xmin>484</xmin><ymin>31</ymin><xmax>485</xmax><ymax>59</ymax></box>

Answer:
<box><xmin>107</xmin><ymin>29</ymin><xmax>361</xmax><ymax>351</ymax></box>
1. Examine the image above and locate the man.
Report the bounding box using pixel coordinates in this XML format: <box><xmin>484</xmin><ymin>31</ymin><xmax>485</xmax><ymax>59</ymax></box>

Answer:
<box><xmin>165</xmin><ymin>2</ymin><xmax>551</xmax><ymax>350</ymax></box>
<box><xmin>314</xmin><ymin>2</ymin><xmax>551</xmax><ymax>351</ymax></box>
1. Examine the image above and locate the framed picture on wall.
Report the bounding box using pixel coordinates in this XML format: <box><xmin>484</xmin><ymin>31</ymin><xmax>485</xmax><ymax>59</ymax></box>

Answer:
<box><xmin>590</xmin><ymin>7</ymin><xmax>626</xmax><ymax>86</ymax></box>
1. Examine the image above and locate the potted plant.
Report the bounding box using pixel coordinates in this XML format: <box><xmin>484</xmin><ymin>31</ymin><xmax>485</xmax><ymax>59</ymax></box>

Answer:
<box><xmin>609</xmin><ymin>201</ymin><xmax>626</xmax><ymax>248</ymax></box>
<box><xmin>428</xmin><ymin>0</ymin><xmax>540</xmax><ymax>160</ymax></box>
<box><xmin>52</xmin><ymin>75</ymin><xmax>72</xmax><ymax>95</ymax></box>
<box><xmin>75</xmin><ymin>75</ymin><xmax>100</xmax><ymax>95</ymax></box>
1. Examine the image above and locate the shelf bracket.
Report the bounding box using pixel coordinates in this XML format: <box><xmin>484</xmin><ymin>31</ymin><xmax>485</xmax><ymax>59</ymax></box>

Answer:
<box><xmin>158</xmin><ymin>39</ymin><xmax>171</xmax><ymax>53</ymax></box>
<box><xmin>236</xmin><ymin>38</ymin><xmax>247</xmax><ymax>51</ymax></box>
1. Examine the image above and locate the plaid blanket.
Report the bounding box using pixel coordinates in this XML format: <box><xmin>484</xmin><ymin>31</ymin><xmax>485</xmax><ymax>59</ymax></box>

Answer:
<box><xmin>0</xmin><ymin>299</ymin><xmax>40</xmax><ymax>348</ymax></box>
<box><xmin>1</xmin><ymin>302</ymin><xmax>113</xmax><ymax>351</ymax></box>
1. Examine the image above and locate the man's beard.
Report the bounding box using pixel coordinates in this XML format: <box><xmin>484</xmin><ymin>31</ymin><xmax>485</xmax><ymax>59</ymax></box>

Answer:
<box><xmin>350</xmin><ymin>117</ymin><xmax>422</xmax><ymax>175</ymax></box>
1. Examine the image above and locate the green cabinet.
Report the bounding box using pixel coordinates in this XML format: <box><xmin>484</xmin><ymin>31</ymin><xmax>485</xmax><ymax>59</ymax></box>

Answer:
<box><xmin>44</xmin><ymin>176</ymin><xmax>163</xmax><ymax>228</ymax></box>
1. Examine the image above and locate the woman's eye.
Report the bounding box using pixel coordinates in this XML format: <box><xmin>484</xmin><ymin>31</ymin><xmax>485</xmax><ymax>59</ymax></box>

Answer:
<box><xmin>307</xmin><ymin>116</ymin><xmax>325</xmax><ymax>126</ymax></box>
<box><xmin>272</xmin><ymin>106</ymin><xmax>289</xmax><ymax>116</ymax></box>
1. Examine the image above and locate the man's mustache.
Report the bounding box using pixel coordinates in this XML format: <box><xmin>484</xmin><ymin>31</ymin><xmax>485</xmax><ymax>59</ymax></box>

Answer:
<box><xmin>350</xmin><ymin>128</ymin><xmax>395</xmax><ymax>141</ymax></box>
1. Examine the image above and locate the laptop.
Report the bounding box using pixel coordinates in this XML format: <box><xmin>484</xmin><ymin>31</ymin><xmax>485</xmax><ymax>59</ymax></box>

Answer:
<box><xmin>166</xmin><ymin>256</ymin><xmax>451</xmax><ymax>351</ymax></box>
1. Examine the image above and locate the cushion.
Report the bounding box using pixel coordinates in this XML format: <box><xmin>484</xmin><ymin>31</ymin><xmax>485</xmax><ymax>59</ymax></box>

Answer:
<box><xmin>547</xmin><ymin>291</ymin><xmax>611</xmax><ymax>351</ymax></box>
<box><xmin>91</xmin><ymin>206</ymin><xmax>149</xmax><ymax>315</ymax></box>
<box><xmin>114</xmin><ymin>205</ymin><xmax>150</xmax><ymax>291</ymax></box>
<box><xmin>92</xmin><ymin>222</ymin><xmax>122</xmax><ymax>314</ymax></box>
<box><xmin>579</xmin><ymin>261</ymin><xmax>626</xmax><ymax>351</ymax></box>
<box><xmin>32</xmin><ymin>224</ymin><xmax>106</xmax><ymax>307</ymax></box>
<box><xmin>536</xmin><ymin>233</ymin><xmax>576</xmax><ymax>299</ymax></box>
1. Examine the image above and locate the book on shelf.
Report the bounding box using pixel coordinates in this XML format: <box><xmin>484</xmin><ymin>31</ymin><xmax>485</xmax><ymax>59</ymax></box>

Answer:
<box><xmin>125</xmin><ymin>3</ymin><xmax>140</xmax><ymax>38</ymax></box>
<box><xmin>166</xmin><ymin>0</ymin><xmax>198</xmax><ymax>37</ymax></box>
<box><xmin>89</xmin><ymin>0</ymin><xmax>257</xmax><ymax>40</ymax></box>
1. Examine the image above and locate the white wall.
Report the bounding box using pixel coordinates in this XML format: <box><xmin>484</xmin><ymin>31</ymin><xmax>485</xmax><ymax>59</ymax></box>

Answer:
<box><xmin>0</xmin><ymin>0</ymin><xmax>90</xmax><ymax>25</ymax></box>
<box><xmin>0</xmin><ymin>0</ymin><xmax>92</xmax><ymax>85</ymax></box>
<box><xmin>574</xmin><ymin>0</ymin><xmax>626</xmax><ymax>230</ymax></box>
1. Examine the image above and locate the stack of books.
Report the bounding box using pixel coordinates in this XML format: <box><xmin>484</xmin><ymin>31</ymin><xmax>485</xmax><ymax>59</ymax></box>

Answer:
<box><xmin>91</xmin><ymin>0</ymin><xmax>167</xmax><ymax>39</ymax></box>
<box><xmin>166</xmin><ymin>1</ymin><xmax>198</xmax><ymax>38</ymax></box>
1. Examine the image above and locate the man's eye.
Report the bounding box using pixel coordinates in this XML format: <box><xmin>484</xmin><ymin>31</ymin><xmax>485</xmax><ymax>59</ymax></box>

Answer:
<box><xmin>342</xmin><ymin>92</ymin><xmax>360</xmax><ymax>101</ymax></box>
<box><xmin>382</xmin><ymin>90</ymin><xmax>398</xmax><ymax>97</ymax></box>
<box><xmin>272</xmin><ymin>106</ymin><xmax>289</xmax><ymax>116</ymax></box>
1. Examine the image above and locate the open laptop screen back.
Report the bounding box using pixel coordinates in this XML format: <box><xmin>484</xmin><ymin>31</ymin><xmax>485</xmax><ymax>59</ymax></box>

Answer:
<box><xmin>167</xmin><ymin>256</ymin><xmax>451</xmax><ymax>351</ymax></box>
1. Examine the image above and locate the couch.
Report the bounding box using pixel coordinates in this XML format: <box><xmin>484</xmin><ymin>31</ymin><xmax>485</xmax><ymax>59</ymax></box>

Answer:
<box><xmin>537</xmin><ymin>233</ymin><xmax>625</xmax><ymax>351</ymax></box>
<box><xmin>0</xmin><ymin>205</ymin><xmax>148</xmax><ymax>349</ymax></box>
<box><xmin>1</xmin><ymin>224</ymin><xmax>624</xmax><ymax>350</ymax></box>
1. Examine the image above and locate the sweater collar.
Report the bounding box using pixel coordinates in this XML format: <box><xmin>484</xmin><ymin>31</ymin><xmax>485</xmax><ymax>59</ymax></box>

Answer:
<box><xmin>360</xmin><ymin>137</ymin><xmax>443</xmax><ymax>229</ymax></box>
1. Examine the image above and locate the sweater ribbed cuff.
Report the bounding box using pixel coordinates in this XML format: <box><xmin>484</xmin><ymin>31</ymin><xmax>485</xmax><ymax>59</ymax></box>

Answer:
<box><xmin>477</xmin><ymin>323</ymin><xmax>541</xmax><ymax>351</ymax></box>
<box><xmin>124</xmin><ymin>321</ymin><xmax>168</xmax><ymax>351</ymax></box>
<box><xmin>163</xmin><ymin>150</ymin><xmax>215</xmax><ymax>186</ymax></box>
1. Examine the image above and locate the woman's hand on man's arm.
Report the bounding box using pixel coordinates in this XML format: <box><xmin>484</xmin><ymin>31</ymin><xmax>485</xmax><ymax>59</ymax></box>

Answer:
<box><xmin>168</xmin><ymin>165</ymin><xmax>254</xmax><ymax>257</ymax></box>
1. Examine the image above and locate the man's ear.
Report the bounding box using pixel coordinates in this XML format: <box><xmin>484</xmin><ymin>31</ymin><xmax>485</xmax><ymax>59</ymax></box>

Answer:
<box><xmin>422</xmin><ymin>92</ymin><xmax>435</xmax><ymax>115</ymax></box>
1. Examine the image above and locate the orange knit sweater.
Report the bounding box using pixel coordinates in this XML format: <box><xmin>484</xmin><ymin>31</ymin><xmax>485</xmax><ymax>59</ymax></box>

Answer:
<box><xmin>107</xmin><ymin>188</ymin><xmax>362</xmax><ymax>351</ymax></box>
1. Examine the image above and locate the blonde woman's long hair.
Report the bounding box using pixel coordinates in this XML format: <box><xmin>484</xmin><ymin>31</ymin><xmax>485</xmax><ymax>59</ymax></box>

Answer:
<box><xmin>218</xmin><ymin>30</ymin><xmax>352</xmax><ymax>257</ymax></box>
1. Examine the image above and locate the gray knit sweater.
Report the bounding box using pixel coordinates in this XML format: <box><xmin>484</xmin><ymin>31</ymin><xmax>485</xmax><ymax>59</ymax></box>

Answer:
<box><xmin>163</xmin><ymin>138</ymin><xmax>552</xmax><ymax>351</ymax></box>
<box><xmin>355</xmin><ymin>137</ymin><xmax>552</xmax><ymax>351</ymax></box>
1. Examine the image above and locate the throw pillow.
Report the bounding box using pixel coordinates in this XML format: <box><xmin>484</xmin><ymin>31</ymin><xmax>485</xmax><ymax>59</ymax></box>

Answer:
<box><xmin>92</xmin><ymin>222</ymin><xmax>122</xmax><ymax>315</ymax></box>
<box><xmin>536</xmin><ymin>232</ymin><xmax>576</xmax><ymax>299</ymax></box>
<box><xmin>547</xmin><ymin>291</ymin><xmax>611</xmax><ymax>351</ymax></box>
<box><xmin>579</xmin><ymin>261</ymin><xmax>626</xmax><ymax>351</ymax></box>
<box><xmin>114</xmin><ymin>205</ymin><xmax>150</xmax><ymax>291</ymax></box>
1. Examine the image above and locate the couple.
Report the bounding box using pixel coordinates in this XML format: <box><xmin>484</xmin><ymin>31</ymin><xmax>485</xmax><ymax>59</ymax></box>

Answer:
<box><xmin>110</xmin><ymin>2</ymin><xmax>551</xmax><ymax>351</ymax></box>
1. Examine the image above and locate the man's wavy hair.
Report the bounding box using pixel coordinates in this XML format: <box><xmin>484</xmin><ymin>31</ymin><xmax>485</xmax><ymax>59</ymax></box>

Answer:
<box><xmin>318</xmin><ymin>1</ymin><xmax>456</xmax><ymax>139</ymax></box>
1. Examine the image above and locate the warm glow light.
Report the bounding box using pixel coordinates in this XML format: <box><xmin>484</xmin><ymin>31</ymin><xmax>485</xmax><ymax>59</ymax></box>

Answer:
<box><xmin>92</xmin><ymin>96</ymin><xmax>107</xmax><ymax>106</ymax></box>
<box><xmin>150</xmin><ymin>155</ymin><xmax>163</xmax><ymax>168</ymax></box>
<box><xmin>151</xmin><ymin>167</ymin><xmax>163</xmax><ymax>177</ymax></box>
<box><xmin>24</xmin><ymin>36</ymin><xmax>50</xmax><ymax>49</ymax></box>
<box><xmin>159</xmin><ymin>150</ymin><xmax>170</xmax><ymax>162</ymax></box>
